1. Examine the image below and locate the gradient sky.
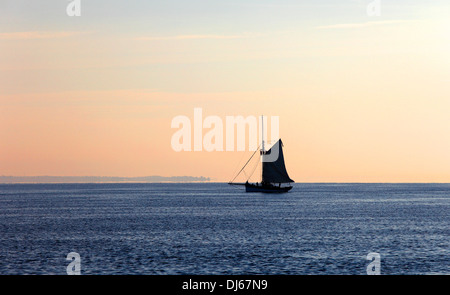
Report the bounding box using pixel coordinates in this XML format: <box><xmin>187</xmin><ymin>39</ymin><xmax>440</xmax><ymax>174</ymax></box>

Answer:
<box><xmin>1</xmin><ymin>0</ymin><xmax>449</xmax><ymax>182</ymax></box>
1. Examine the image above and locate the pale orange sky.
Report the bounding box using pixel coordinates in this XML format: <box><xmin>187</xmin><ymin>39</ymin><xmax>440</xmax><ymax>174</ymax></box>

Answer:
<box><xmin>1</xmin><ymin>1</ymin><xmax>449</xmax><ymax>182</ymax></box>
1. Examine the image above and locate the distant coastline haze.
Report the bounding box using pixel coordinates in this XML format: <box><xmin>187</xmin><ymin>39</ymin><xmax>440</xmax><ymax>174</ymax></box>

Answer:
<box><xmin>0</xmin><ymin>176</ymin><xmax>210</xmax><ymax>184</ymax></box>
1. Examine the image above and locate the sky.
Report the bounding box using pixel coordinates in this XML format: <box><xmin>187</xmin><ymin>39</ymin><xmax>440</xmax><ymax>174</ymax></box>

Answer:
<box><xmin>1</xmin><ymin>0</ymin><xmax>449</xmax><ymax>182</ymax></box>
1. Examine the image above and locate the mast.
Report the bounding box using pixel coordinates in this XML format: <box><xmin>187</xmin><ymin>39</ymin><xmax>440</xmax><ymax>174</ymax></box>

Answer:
<box><xmin>261</xmin><ymin>115</ymin><xmax>264</xmax><ymax>183</ymax></box>
<box><xmin>261</xmin><ymin>115</ymin><xmax>265</xmax><ymax>153</ymax></box>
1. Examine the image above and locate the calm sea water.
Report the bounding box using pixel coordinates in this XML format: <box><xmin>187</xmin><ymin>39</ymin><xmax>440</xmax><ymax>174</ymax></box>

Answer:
<box><xmin>0</xmin><ymin>183</ymin><xmax>448</xmax><ymax>275</ymax></box>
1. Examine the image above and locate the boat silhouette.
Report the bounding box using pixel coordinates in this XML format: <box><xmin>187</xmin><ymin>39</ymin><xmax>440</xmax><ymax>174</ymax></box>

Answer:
<box><xmin>228</xmin><ymin>117</ymin><xmax>294</xmax><ymax>193</ymax></box>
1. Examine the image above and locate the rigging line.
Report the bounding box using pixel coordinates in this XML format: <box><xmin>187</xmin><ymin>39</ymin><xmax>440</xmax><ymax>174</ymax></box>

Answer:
<box><xmin>229</xmin><ymin>144</ymin><xmax>261</xmax><ymax>183</ymax></box>
<box><xmin>228</xmin><ymin>148</ymin><xmax>249</xmax><ymax>183</ymax></box>
<box><xmin>246</xmin><ymin>154</ymin><xmax>260</xmax><ymax>182</ymax></box>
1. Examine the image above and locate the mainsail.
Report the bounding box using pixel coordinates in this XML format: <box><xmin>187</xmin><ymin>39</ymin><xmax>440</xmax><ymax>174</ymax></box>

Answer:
<box><xmin>261</xmin><ymin>139</ymin><xmax>294</xmax><ymax>184</ymax></box>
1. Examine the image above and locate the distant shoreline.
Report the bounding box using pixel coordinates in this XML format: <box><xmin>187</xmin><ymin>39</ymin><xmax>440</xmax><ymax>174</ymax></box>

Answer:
<box><xmin>0</xmin><ymin>176</ymin><xmax>211</xmax><ymax>184</ymax></box>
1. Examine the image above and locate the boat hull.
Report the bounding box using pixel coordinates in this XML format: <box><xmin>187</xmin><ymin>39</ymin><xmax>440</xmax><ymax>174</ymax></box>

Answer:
<box><xmin>245</xmin><ymin>183</ymin><xmax>293</xmax><ymax>193</ymax></box>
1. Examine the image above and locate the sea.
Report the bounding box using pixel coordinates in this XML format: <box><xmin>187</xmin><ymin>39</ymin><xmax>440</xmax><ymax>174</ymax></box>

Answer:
<box><xmin>0</xmin><ymin>183</ymin><xmax>448</xmax><ymax>275</ymax></box>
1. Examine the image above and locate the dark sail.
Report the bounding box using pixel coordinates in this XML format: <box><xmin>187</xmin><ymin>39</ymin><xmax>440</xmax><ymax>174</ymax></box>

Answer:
<box><xmin>262</xmin><ymin>139</ymin><xmax>294</xmax><ymax>183</ymax></box>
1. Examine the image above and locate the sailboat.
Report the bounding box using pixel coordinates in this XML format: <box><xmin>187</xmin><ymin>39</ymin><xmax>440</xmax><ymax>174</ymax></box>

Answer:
<box><xmin>228</xmin><ymin>117</ymin><xmax>294</xmax><ymax>193</ymax></box>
